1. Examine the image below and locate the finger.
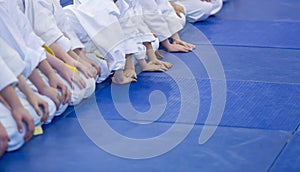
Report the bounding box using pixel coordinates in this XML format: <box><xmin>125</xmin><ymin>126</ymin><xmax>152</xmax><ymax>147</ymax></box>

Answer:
<box><xmin>0</xmin><ymin>142</ymin><xmax>7</xmax><ymax>156</ymax></box>
<box><xmin>61</xmin><ymin>85</ymin><xmax>69</xmax><ymax>104</ymax></box>
<box><xmin>31</xmin><ymin>102</ymin><xmax>41</xmax><ymax>116</ymax></box>
<box><xmin>53</xmin><ymin>96</ymin><xmax>60</xmax><ymax>109</ymax></box>
<box><xmin>57</xmin><ymin>90</ymin><xmax>64</xmax><ymax>104</ymax></box>
<box><xmin>74</xmin><ymin>76</ymin><xmax>86</xmax><ymax>89</ymax></box>
<box><xmin>62</xmin><ymin>87</ymin><xmax>71</xmax><ymax>105</ymax></box>
<box><xmin>93</xmin><ymin>63</ymin><xmax>101</xmax><ymax>76</ymax></box>
<box><xmin>72</xmin><ymin>77</ymin><xmax>82</xmax><ymax>89</ymax></box>
<box><xmin>16</xmin><ymin>117</ymin><xmax>24</xmax><ymax>133</ymax></box>
<box><xmin>41</xmin><ymin>102</ymin><xmax>49</xmax><ymax>122</ymax></box>
<box><xmin>180</xmin><ymin>8</ymin><xmax>185</xmax><ymax>15</ymax></box>
<box><xmin>66</xmin><ymin>89</ymin><xmax>72</xmax><ymax>104</ymax></box>
<box><xmin>79</xmin><ymin>67</ymin><xmax>89</xmax><ymax>79</ymax></box>
<box><xmin>79</xmin><ymin>76</ymin><xmax>87</xmax><ymax>88</ymax></box>
<box><xmin>67</xmin><ymin>77</ymin><xmax>74</xmax><ymax>89</ymax></box>
<box><xmin>24</xmin><ymin>118</ymin><xmax>34</xmax><ymax>142</ymax></box>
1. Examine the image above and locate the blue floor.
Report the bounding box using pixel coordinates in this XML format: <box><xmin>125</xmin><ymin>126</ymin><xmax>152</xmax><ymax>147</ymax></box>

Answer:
<box><xmin>1</xmin><ymin>0</ymin><xmax>300</xmax><ymax>171</ymax></box>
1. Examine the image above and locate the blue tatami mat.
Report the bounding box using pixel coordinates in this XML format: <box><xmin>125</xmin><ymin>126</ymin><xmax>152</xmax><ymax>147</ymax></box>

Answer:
<box><xmin>66</xmin><ymin>76</ymin><xmax>300</xmax><ymax>131</ymax></box>
<box><xmin>0</xmin><ymin>118</ymin><xmax>291</xmax><ymax>172</ymax></box>
<box><xmin>271</xmin><ymin>132</ymin><xmax>300</xmax><ymax>172</ymax></box>
<box><xmin>60</xmin><ymin>0</ymin><xmax>72</xmax><ymax>7</ymax></box>
<box><xmin>194</xmin><ymin>20</ymin><xmax>300</xmax><ymax>49</ymax></box>
<box><xmin>217</xmin><ymin>0</ymin><xmax>300</xmax><ymax>22</ymax></box>
<box><xmin>154</xmin><ymin>46</ymin><xmax>300</xmax><ymax>84</ymax></box>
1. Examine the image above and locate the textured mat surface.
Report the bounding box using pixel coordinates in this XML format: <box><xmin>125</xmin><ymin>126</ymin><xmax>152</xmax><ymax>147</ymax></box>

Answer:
<box><xmin>1</xmin><ymin>0</ymin><xmax>299</xmax><ymax>171</ymax></box>
<box><xmin>0</xmin><ymin>118</ymin><xmax>291</xmax><ymax>172</ymax></box>
<box><xmin>65</xmin><ymin>76</ymin><xmax>300</xmax><ymax>131</ymax></box>
<box><xmin>271</xmin><ymin>132</ymin><xmax>300</xmax><ymax>172</ymax></box>
<box><xmin>218</xmin><ymin>0</ymin><xmax>300</xmax><ymax>22</ymax></box>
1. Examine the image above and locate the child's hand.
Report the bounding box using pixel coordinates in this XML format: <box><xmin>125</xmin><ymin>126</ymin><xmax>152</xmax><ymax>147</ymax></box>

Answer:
<box><xmin>0</xmin><ymin>123</ymin><xmax>9</xmax><ymax>157</ymax></box>
<box><xmin>39</xmin><ymin>86</ymin><xmax>61</xmax><ymax>109</ymax></box>
<box><xmin>170</xmin><ymin>2</ymin><xmax>185</xmax><ymax>18</ymax></box>
<box><xmin>11</xmin><ymin>107</ymin><xmax>34</xmax><ymax>142</ymax></box>
<box><xmin>57</xmin><ymin>65</ymin><xmax>86</xmax><ymax>90</ymax></box>
<box><xmin>77</xmin><ymin>50</ymin><xmax>101</xmax><ymax>76</ymax></box>
<box><xmin>87</xmin><ymin>58</ymin><xmax>101</xmax><ymax>77</ymax></box>
<box><xmin>75</xmin><ymin>62</ymin><xmax>97</xmax><ymax>79</ymax></box>
<box><xmin>48</xmin><ymin>73</ymin><xmax>71</xmax><ymax>105</ymax></box>
<box><xmin>27</xmin><ymin>93</ymin><xmax>49</xmax><ymax>123</ymax></box>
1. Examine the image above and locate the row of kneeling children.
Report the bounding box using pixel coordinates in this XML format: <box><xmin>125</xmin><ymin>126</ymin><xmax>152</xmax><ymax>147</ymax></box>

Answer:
<box><xmin>0</xmin><ymin>0</ymin><xmax>227</xmax><ymax>157</ymax></box>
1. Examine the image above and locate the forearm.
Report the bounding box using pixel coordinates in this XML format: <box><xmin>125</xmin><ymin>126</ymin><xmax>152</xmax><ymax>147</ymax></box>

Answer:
<box><xmin>45</xmin><ymin>52</ymin><xmax>66</xmax><ymax>71</ymax></box>
<box><xmin>74</xmin><ymin>48</ymin><xmax>90</xmax><ymax>62</ymax></box>
<box><xmin>17</xmin><ymin>75</ymin><xmax>36</xmax><ymax>100</ymax></box>
<box><xmin>28</xmin><ymin>69</ymin><xmax>49</xmax><ymax>93</ymax></box>
<box><xmin>68</xmin><ymin>50</ymin><xmax>91</xmax><ymax>67</ymax></box>
<box><xmin>38</xmin><ymin>59</ymin><xmax>57</xmax><ymax>79</ymax></box>
<box><xmin>49</xmin><ymin>42</ymin><xmax>75</xmax><ymax>65</ymax></box>
<box><xmin>0</xmin><ymin>85</ymin><xmax>23</xmax><ymax>109</ymax></box>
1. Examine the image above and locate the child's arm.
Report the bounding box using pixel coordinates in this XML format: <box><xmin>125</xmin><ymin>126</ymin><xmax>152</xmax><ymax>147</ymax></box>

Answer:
<box><xmin>74</xmin><ymin>48</ymin><xmax>101</xmax><ymax>76</ymax></box>
<box><xmin>0</xmin><ymin>85</ymin><xmax>34</xmax><ymax>142</ymax></box>
<box><xmin>17</xmin><ymin>75</ymin><xmax>49</xmax><ymax>122</ymax></box>
<box><xmin>28</xmin><ymin>69</ymin><xmax>61</xmax><ymax>109</ymax></box>
<box><xmin>169</xmin><ymin>1</ymin><xmax>185</xmax><ymax>18</ymax></box>
<box><xmin>0</xmin><ymin>122</ymin><xmax>10</xmax><ymax>157</ymax></box>
<box><xmin>68</xmin><ymin>49</ymin><xmax>97</xmax><ymax>78</ymax></box>
<box><xmin>38</xmin><ymin>59</ymin><xmax>71</xmax><ymax>105</ymax></box>
<box><xmin>49</xmin><ymin>42</ymin><xmax>96</xmax><ymax>79</ymax></box>
<box><xmin>45</xmin><ymin>52</ymin><xmax>86</xmax><ymax>89</ymax></box>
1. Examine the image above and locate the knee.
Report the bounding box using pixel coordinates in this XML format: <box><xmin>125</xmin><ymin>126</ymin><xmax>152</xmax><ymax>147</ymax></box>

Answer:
<box><xmin>6</xmin><ymin>123</ymin><xmax>26</xmax><ymax>152</ymax></box>
<box><xmin>69</xmin><ymin>86</ymin><xmax>85</xmax><ymax>106</ymax></box>
<box><xmin>83</xmin><ymin>77</ymin><xmax>96</xmax><ymax>99</ymax></box>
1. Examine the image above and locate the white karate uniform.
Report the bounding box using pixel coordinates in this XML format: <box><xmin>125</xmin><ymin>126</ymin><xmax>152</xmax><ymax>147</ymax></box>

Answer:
<box><xmin>0</xmin><ymin>0</ymin><xmax>67</xmax><ymax>117</ymax></box>
<box><xmin>0</xmin><ymin>47</ymin><xmax>37</xmax><ymax>152</ymax></box>
<box><xmin>19</xmin><ymin>0</ymin><xmax>95</xmax><ymax>101</ymax></box>
<box><xmin>115</xmin><ymin>0</ymin><xmax>147</xmax><ymax>62</ymax></box>
<box><xmin>156</xmin><ymin>0</ymin><xmax>185</xmax><ymax>31</ymax></box>
<box><xmin>133</xmin><ymin>0</ymin><xmax>183</xmax><ymax>42</ymax></box>
<box><xmin>0</xmin><ymin>38</ymin><xmax>56</xmax><ymax>125</ymax></box>
<box><xmin>64</xmin><ymin>0</ymin><xmax>126</xmax><ymax>73</ymax></box>
<box><xmin>170</xmin><ymin>0</ymin><xmax>223</xmax><ymax>23</ymax></box>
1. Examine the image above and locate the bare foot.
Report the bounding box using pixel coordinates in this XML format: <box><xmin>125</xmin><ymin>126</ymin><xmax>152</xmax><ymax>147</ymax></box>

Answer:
<box><xmin>149</xmin><ymin>60</ymin><xmax>173</xmax><ymax>69</ymax></box>
<box><xmin>123</xmin><ymin>68</ymin><xmax>137</xmax><ymax>79</ymax></box>
<box><xmin>142</xmin><ymin>63</ymin><xmax>166</xmax><ymax>72</ymax></box>
<box><xmin>146</xmin><ymin>49</ymin><xmax>172</xmax><ymax>69</ymax></box>
<box><xmin>112</xmin><ymin>70</ymin><xmax>137</xmax><ymax>84</ymax></box>
<box><xmin>173</xmin><ymin>39</ymin><xmax>196</xmax><ymax>50</ymax></box>
<box><xmin>155</xmin><ymin>50</ymin><xmax>164</xmax><ymax>59</ymax></box>
<box><xmin>138</xmin><ymin>59</ymin><xmax>166</xmax><ymax>72</ymax></box>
